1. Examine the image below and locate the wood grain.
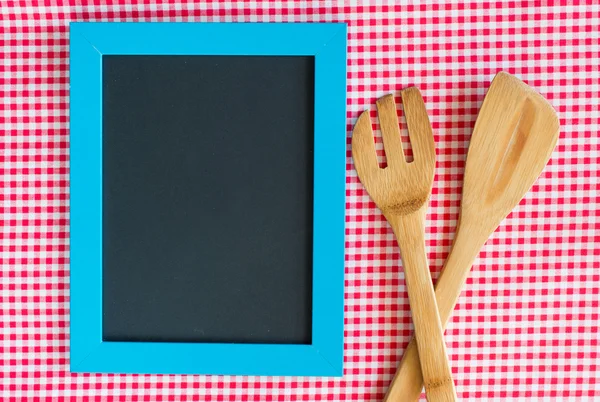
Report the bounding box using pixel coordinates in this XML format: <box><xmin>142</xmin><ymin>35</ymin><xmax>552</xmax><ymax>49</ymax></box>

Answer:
<box><xmin>352</xmin><ymin>88</ymin><xmax>457</xmax><ymax>402</ymax></box>
<box><xmin>384</xmin><ymin>72</ymin><xmax>560</xmax><ymax>401</ymax></box>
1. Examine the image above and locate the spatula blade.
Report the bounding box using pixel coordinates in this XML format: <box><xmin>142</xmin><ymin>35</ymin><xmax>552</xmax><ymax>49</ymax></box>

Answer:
<box><xmin>461</xmin><ymin>72</ymin><xmax>560</xmax><ymax>228</ymax></box>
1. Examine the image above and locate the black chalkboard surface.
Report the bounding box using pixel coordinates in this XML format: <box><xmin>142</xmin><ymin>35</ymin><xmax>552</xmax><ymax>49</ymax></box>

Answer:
<box><xmin>101</xmin><ymin>55</ymin><xmax>315</xmax><ymax>344</ymax></box>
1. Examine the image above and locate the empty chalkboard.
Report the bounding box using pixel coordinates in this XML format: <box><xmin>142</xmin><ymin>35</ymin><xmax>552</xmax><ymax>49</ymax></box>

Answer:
<box><xmin>102</xmin><ymin>55</ymin><xmax>315</xmax><ymax>344</ymax></box>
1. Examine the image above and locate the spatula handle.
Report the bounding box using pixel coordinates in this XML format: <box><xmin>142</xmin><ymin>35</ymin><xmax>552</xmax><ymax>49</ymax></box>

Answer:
<box><xmin>389</xmin><ymin>210</ymin><xmax>457</xmax><ymax>402</ymax></box>
<box><xmin>384</xmin><ymin>228</ymin><xmax>487</xmax><ymax>402</ymax></box>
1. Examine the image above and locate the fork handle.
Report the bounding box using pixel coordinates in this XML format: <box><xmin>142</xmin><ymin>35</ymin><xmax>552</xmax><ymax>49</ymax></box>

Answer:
<box><xmin>388</xmin><ymin>207</ymin><xmax>457</xmax><ymax>402</ymax></box>
<box><xmin>384</xmin><ymin>223</ymin><xmax>488</xmax><ymax>402</ymax></box>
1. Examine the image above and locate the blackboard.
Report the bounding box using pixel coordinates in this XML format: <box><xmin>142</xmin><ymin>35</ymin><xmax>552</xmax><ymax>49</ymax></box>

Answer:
<box><xmin>101</xmin><ymin>55</ymin><xmax>315</xmax><ymax>344</ymax></box>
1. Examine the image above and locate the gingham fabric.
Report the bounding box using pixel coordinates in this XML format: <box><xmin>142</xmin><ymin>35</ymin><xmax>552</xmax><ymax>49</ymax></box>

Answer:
<box><xmin>1</xmin><ymin>1</ymin><xmax>598</xmax><ymax>401</ymax></box>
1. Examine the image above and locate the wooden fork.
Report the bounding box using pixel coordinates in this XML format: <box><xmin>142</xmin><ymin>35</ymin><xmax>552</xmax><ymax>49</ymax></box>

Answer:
<box><xmin>352</xmin><ymin>88</ymin><xmax>456</xmax><ymax>402</ymax></box>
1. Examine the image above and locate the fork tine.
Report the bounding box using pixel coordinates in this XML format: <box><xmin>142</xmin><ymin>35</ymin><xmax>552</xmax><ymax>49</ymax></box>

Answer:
<box><xmin>352</xmin><ymin>110</ymin><xmax>379</xmax><ymax>177</ymax></box>
<box><xmin>376</xmin><ymin>94</ymin><xmax>405</xmax><ymax>166</ymax></box>
<box><xmin>401</xmin><ymin>87</ymin><xmax>435</xmax><ymax>165</ymax></box>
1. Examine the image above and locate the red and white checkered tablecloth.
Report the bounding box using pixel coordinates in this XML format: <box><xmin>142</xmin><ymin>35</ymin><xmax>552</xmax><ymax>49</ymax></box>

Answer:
<box><xmin>1</xmin><ymin>1</ymin><xmax>598</xmax><ymax>400</ymax></box>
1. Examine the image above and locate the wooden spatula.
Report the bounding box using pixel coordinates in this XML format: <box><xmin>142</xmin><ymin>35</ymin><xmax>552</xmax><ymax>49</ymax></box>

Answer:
<box><xmin>353</xmin><ymin>88</ymin><xmax>457</xmax><ymax>402</ymax></box>
<box><xmin>384</xmin><ymin>72</ymin><xmax>560</xmax><ymax>401</ymax></box>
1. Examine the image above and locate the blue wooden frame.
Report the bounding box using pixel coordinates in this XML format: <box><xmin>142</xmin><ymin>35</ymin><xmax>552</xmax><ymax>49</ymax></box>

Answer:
<box><xmin>69</xmin><ymin>22</ymin><xmax>346</xmax><ymax>376</ymax></box>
